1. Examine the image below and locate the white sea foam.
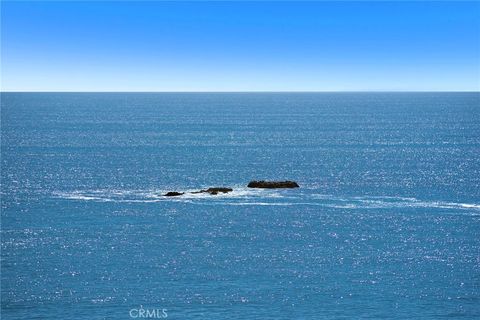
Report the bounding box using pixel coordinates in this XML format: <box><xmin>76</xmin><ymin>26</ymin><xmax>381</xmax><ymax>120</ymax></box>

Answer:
<box><xmin>52</xmin><ymin>189</ymin><xmax>480</xmax><ymax>213</ymax></box>
<box><xmin>223</xmin><ymin>202</ymin><xmax>294</xmax><ymax>206</ymax></box>
<box><xmin>309</xmin><ymin>194</ymin><xmax>480</xmax><ymax>212</ymax></box>
<box><xmin>52</xmin><ymin>187</ymin><xmax>283</xmax><ymax>203</ymax></box>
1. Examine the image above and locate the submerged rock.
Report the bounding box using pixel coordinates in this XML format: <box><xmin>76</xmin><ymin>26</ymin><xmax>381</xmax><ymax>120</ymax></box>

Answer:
<box><xmin>247</xmin><ymin>180</ymin><xmax>299</xmax><ymax>189</ymax></box>
<box><xmin>164</xmin><ymin>191</ymin><xmax>184</xmax><ymax>197</ymax></box>
<box><xmin>205</xmin><ymin>187</ymin><xmax>233</xmax><ymax>193</ymax></box>
<box><xmin>191</xmin><ymin>187</ymin><xmax>233</xmax><ymax>195</ymax></box>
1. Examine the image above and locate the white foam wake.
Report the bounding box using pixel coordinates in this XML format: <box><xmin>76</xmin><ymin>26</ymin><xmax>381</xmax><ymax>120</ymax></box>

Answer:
<box><xmin>52</xmin><ymin>188</ymin><xmax>480</xmax><ymax>214</ymax></box>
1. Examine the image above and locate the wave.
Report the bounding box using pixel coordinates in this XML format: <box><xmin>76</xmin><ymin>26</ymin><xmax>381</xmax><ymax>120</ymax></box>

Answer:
<box><xmin>52</xmin><ymin>187</ymin><xmax>283</xmax><ymax>203</ymax></box>
<box><xmin>52</xmin><ymin>188</ymin><xmax>480</xmax><ymax>214</ymax></box>
<box><xmin>309</xmin><ymin>194</ymin><xmax>480</xmax><ymax>212</ymax></box>
<box><xmin>53</xmin><ymin>187</ymin><xmax>480</xmax><ymax>215</ymax></box>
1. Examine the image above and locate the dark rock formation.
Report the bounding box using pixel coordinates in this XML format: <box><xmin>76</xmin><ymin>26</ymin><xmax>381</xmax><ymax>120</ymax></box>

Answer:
<box><xmin>164</xmin><ymin>191</ymin><xmax>184</xmax><ymax>197</ymax></box>
<box><xmin>247</xmin><ymin>180</ymin><xmax>299</xmax><ymax>188</ymax></box>
<box><xmin>206</xmin><ymin>187</ymin><xmax>233</xmax><ymax>193</ymax></box>
<box><xmin>191</xmin><ymin>187</ymin><xmax>233</xmax><ymax>195</ymax></box>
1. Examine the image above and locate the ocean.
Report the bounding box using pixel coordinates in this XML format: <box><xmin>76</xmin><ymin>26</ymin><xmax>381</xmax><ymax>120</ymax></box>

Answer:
<box><xmin>1</xmin><ymin>92</ymin><xmax>479</xmax><ymax>319</ymax></box>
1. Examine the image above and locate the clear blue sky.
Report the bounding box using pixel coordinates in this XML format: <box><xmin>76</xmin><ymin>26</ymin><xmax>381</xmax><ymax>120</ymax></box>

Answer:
<box><xmin>1</xmin><ymin>1</ymin><xmax>479</xmax><ymax>91</ymax></box>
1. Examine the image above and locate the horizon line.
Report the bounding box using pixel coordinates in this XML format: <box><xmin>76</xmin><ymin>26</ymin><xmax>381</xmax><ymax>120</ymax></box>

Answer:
<box><xmin>2</xmin><ymin>90</ymin><xmax>479</xmax><ymax>94</ymax></box>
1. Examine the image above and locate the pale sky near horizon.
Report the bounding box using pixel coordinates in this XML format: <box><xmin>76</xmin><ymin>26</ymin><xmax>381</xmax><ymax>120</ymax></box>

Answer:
<box><xmin>1</xmin><ymin>1</ymin><xmax>479</xmax><ymax>92</ymax></box>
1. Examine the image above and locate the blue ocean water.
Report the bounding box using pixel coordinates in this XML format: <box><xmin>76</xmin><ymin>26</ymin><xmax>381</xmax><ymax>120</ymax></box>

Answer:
<box><xmin>1</xmin><ymin>92</ymin><xmax>479</xmax><ymax>319</ymax></box>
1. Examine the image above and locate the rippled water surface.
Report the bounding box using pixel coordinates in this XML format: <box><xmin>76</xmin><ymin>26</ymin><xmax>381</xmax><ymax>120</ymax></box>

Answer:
<box><xmin>2</xmin><ymin>93</ymin><xmax>480</xmax><ymax>319</ymax></box>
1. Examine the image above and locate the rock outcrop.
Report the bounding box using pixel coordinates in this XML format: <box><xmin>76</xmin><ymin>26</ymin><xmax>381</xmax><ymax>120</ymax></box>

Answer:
<box><xmin>192</xmin><ymin>187</ymin><xmax>233</xmax><ymax>195</ymax></box>
<box><xmin>247</xmin><ymin>180</ymin><xmax>299</xmax><ymax>188</ymax></box>
<box><xmin>164</xmin><ymin>182</ymin><xmax>299</xmax><ymax>197</ymax></box>
<box><xmin>164</xmin><ymin>187</ymin><xmax>233</xmax><ymax>197</ymax></box>
<box><xmin>164</xmin><ymin>191</ymin><xmax>184</xmax><ymax>197</ymax></box>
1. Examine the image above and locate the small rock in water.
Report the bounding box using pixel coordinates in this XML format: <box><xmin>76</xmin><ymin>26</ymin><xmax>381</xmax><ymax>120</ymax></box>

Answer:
<box><xmin>191</xmin><ymin>187</ymin><xmax>233</xmax><ymax>195</ymax></box>
<box><xmin>164</xmin><ymin>191</ymin><xmax>184</xmax><ymax>197</ymax></box>
<box><xmin>247</xmin><ymin>180</ymin><xmax>299</xmax><ymax>188</ymax></box>
<box><xmin>205</xmin><ymin>187</ymin><xmax>233</xmax><ymax>194</ymax></box>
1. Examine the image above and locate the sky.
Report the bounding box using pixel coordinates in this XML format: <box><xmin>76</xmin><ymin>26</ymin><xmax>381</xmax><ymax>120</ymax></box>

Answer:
<box><xmin>1</xmin><ymin>1</ymin><xmax>479</xmax><ymax>92</ymax></box>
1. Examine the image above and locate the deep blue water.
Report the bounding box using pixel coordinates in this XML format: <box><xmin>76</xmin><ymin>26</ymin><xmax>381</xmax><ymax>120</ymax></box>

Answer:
<box><xmin>1</xmin><ymin>92</ymin><xmax>479</xmax><ymax>319</ymax></box>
